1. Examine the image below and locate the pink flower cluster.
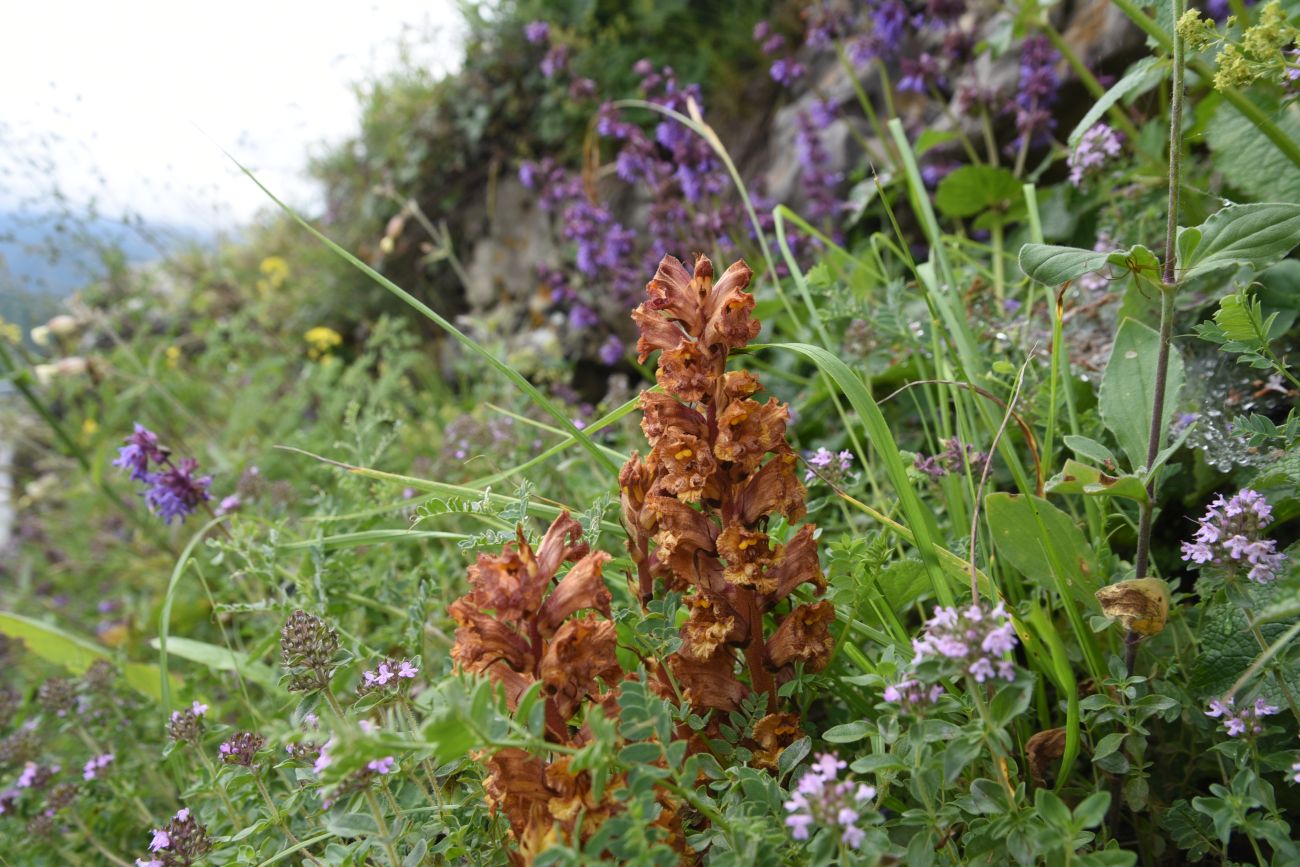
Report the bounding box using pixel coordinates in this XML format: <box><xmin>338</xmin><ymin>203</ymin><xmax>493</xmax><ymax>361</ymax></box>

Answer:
<box><xmin>358</xmin><ymin>658</ymin><xmax>418</xmax><ymax>695</ymax></box>
<box><xmin>1181</xmin><ymin>489</ymin><xmax>1286</xmax><ymax>584</ymax></box>
<box><xmin>882</xmin><ymin>678</ymin><xmax>944</xmax><ymax>714</ymax></box>
<box><xmin>784</xmin><ymin>753</ymin><xmax>876</xmax><ymax>849</ymax></box>
<box><xmin>1206</xmin><ymin>696</ymin><xmax>1279</xmax><ymax>738</ymax></box>
<box><xmin>912</xmin><ymin>601</ymin><xmax>1018</xmax><ymax>683</ymax></box>
<box><xmin>82</xmin><ymin>752</ymin><xmax>114</xmax><ymax>780</ymax></box>
<box><xmin>1068</xmin><ymin>123</ymin><xmax>1124</xmax><ymax>187</ymax></box>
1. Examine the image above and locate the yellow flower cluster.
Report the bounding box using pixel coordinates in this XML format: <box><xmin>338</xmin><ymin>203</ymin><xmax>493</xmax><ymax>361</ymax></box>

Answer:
<box><xmin>255</xmin><ymin>255</ymin><xmax>291</xmax><ymax>296</ymax></box>
<box><xmin>1178</xmin><ymin>2</ymin><xmax>1300</xmax><ymax>91</ymax></box>
<box><xmin>304</xmin><ymin>326</ymin><xmax>343</xmax><ymax>361</ymax></box>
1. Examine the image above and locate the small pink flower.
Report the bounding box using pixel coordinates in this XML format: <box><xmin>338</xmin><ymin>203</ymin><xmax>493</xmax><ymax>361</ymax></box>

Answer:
<box><xmin>397</xmin><ymin>660</ymin><xmax>418</xmax><ymax>679</ymax></box>
<box><xmin>367</xmin><ymin>756</ymin><xmax>396</xmax><ymax>775</ymax></box>
<box><xmin>149</xmin><ymin>829</ymin><xmax>171</xmax><ymax>851</ymax></box>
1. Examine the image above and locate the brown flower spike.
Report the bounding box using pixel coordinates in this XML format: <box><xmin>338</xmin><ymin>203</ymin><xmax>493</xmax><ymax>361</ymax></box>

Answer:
<box><xmin>621</xmin><ymin>254</ymin><xmax>833</xmax><ymax>723</ymax></box>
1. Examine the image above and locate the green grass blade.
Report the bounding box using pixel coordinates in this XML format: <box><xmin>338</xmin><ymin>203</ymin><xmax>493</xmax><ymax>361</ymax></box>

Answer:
<box><xmin>753</xmin><ymin>341</ymin><xmax>953</xmax><ymax>606</ymax></box>
<box><xmin>224</xmin><ymin>152</ymin><xmax>618</xmax><ymax>477</ymax></box>
<box><xmin>158</xmin><ymin>515</ymin><xmax>227</xmax><ymax>717</ymax></box>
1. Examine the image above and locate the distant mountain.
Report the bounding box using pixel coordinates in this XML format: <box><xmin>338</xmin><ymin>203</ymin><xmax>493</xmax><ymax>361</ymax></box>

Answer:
<box><xmin>0</xmin><ymin>211</ymin><xmax>210</xmax><ymax>298</ymax></box>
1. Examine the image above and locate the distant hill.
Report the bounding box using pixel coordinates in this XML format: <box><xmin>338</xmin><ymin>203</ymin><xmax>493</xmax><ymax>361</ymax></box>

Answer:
<box><xmin>0</xmin><ymin>211</ymin><xmax>209</xmax><ymax>298</ymax></box>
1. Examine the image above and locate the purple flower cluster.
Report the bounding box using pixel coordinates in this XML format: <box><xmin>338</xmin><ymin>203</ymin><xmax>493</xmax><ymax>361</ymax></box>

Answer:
<box><xmin>367</xmin><ymin>756</ymin><xmax>397</xmax><ymax>775</ymax></box>
<box><xmin>804</xmin><ymin>447</ymin><xmax>854</xmax><ymax>486</ymax></box>
<box><xmin>1206</xmin><ymin>696</ymin><xmax>1279</xmax><ymax>737</ymax></box>
<box><xmin>1068</xmin><ymin>124</ymin><xmax>1124</xmax><ymax>187</ymax></box>
<box><xmin>113</xmin><ymin>425</ymin><xmax>213</xmax><ymax>524</ymax></box>
<box><xmin>754</xmin><ymin>20</ymin><xmax>806</xmax><ymax>85</ymax></box>
<box><xmin>784</xmin><ymin>753</ymin><xmax>876</xmax><ymax>849</ymax></box>
<box><xmin>358</xmin><ymin>657</ymin><xmax>418</xmax><ymax>695</ymax></box>
<box><xmin>882</xmin><ymin>677</ymin><xmax>944</xmax><ymax>714</ymax></box>
<box><xmin>914</xmin><ymin>437</ymin><xmax>990</xmax><ymax>480</ymax></box>
<box><xmin>1009</xmin><ymin>35</ymin><xmax>1059</xmax><ymax>153</ymax></box>
<box><xmin>218</xmin><ymin>731</ymin><xmax>265</xmax><ymax>766</ymax></box>
<box><xmin>912</xmin><ymin>601</ymin><xmax>1018</xmax><ymax>683</ymax></box>
<box><xmin>1180</xmin><ymin>489</ymin><xmax>1287</xmax><ymax>584</ymax></box>
<box><xmin>139</xmin><ymin>806</ymin><xmax>209</xmax><ymax>867</ymax></box>
<box><xmin>794</xmin><ymin>110</ymin><xmax>843</xmax><ymax>226</ymax></box>
<box><xmin>82</xmin><ymin>752</ymin><xmax>113</xmax><ymax>781</ymax></box>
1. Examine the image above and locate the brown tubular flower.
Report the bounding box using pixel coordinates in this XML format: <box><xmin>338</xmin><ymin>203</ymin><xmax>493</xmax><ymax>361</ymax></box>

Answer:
<box><xmin>450</xmin><ymin>513</ymin><xmax>617</xmax><ymax>738</ymax></box>
<box><xmin>453</xmin><ymin>514</ymin><xmax>647</xmax><ymax>859</ymax></box>
<box><xmin>621</xmin><ymin>253</ymin><xmax>833</xmax><ymax>724</ymax></box>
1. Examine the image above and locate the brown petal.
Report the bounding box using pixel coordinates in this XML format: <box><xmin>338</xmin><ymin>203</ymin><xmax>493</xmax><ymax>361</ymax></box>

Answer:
<box><xmin>540</xmin><ymin>616</ymin><xmax>622</xmax><ymax>721</ymax></box>
<box><xmin>632</xmin><ymin>304</ymin><xmax>687</xmax><ymax>361</ymax></box>
<box><xmin>449</xmin><ymin>598</ymin><xmax>535</xmax><ymax>676</ymax></box>
<box><xmin>714</xmin><ymin>397</ymin><xmax>790</xmax><ymax>475</ymax></box>
<box><xmin>537</xmin><ymin>551</ymin><xmax>613</xmax><ymax>637</ymax></box>
<box><xmin>749</xmin><ymin>712</ymin><xmax>804</xmax><ymax>771</ymax></box>
<box><xmin>1026</xmin><ymin>728</ymin><xmax>1068</xmax><ymax>786</ymax></box>
<box><xmin>647</xmin><ymin>430</ymin><xmax>715</xmax><ymax>503</ymax></box>
<box><xmin>533</xmin><ymin>512</ymin><xmax>589</xmax><ymax>585</ymax></box>
<box><xmin>643</xmin><ymin>254</ymin><xmax>705</xmax><ymax>336</ymax></box>
<box><xmin>766</xmin><ymin>601</ymin><xmax>835</xmax><ymax>672</ymax></box>
<box><xmin>466</xmin><ymin>546</ymin><xmax>545</xmax><ymax>623</ymax></box>
<box><xmin>735</xmin><ymin>449</ymin><xmax>807</xmax><ymax>525</ymax></box>
<box><xmin>648</xmin><ymin>495</ymin><xmax>726</xmax><ymax>593</ymax></box>
<box><xmin>669</xmin><ymin>647</ymin><xmax>748</xmax><ymax>712</ymax></box>
<box><xmin>716</xmin><ymin>523</ymin><xmax>776</xmax><ymax>592</ymax></box>
<box><xmin>483</xmin><ymin>748</ymin><xmax>555</xmax><ymax>855</ymax></box>
<box><xmin>618</xmin><ymin>454</ymin><xmax>652</xmax><ymax>532</ymax></box>
<box><xmin>679</xmin><ymin>595</ymin><xmax>744</xmax><ymax>660</ymax></box>
<box><xmin>640</xmin><ymin>391</ymin><xmax>707</xmax><ymax>444</ymax></box>
<box><xmin>1095</xmin><ymin>578</ymin><xmax>1169</xmax><ymax>637</ymax></box>
<box><xmin>655</xmin><ymin>341</ymin><xmax>716</xmax><ymax>404</ymax></box>
<box><xmin>721</xmin><ymin>370</ymin><xmax>762</xmax><ymax>402</ymax></box>
<box><xmin>702</xmin><ymin>259</ymin><xmax>760</xmax><ymax>352</ymax></box>
<box><xmin>763</xmin><ymin>525</ymin><xmax>826</xmax><ymax>607</ymax></box>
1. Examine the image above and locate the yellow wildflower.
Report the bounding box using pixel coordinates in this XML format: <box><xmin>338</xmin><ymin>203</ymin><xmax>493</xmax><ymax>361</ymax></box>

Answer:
<box><xmin>255</xmin><ymin>255</ymin><xmax>290</xmax><ymax>296</ymax></box>
<box><xmin>165</xmin><ymin>345</ymin><xmax>181</xmax><ymax>368</ymax></box>
<box><xmin>304</xmin><ymin>326</ymin><xmax>343</xmax><ymax>360</ymax></box>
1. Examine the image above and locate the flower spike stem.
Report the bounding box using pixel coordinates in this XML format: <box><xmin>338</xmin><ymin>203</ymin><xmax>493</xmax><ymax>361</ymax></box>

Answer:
<box><xmin>1131</xmin><ymin>0</ymin><xmax>1185</xmax><ymax>639</ymax></box>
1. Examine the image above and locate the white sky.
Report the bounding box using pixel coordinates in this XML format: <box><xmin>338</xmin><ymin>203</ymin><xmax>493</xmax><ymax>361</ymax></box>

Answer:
<box><xmin>0</xmin><ymin>0</ymin><xmax>464</xmax><ymax>233</ymax></box>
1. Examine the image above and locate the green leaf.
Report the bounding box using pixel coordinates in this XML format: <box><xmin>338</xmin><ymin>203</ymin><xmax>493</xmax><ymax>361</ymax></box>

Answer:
<box><xmin>822</xmin><ymin>720</ymin><xmax>871</xmax><ymax>743</ymax></box>
<box><xmin>1099</xmin><ymin>318</ymin><xmax>1185</xmax><ymax>472</ymax></box>
<box><xmin>618</xmin><ymin>742</ymin><xmax>663</xmax><ymax>765</ymax></box>
<box><xmin>943</xmin><ymin>733</ymin><xmax>983</xmax><ymax>783</ymax></box>
<box><xmin>1165</xmin><ymin>799</ymin><xmax>1220</xmax><ymax>861</ymax></box>
<box><xmin>989</xmin><ymin>677</ymin><xmax>1034</xmax><ymax>727</ymax></box>
<box><xmin>1067</xmin><ymin>57</ymin><xmax>1167</xmax><ymax>147</ymax></box>
<box><xmin>0</xmin><ymin>611</ymin><xmax>178</xmax><ymax>702</ymax></box>
<box><xmin>1189</xmin><ymin>585</ymin><xmax>1300</xmax><ymax>699</ymax></box>
<box><xmin>1034</xmin><ymin>788</ymin><xmax>1073</xmax><ymax>828</ymax></box>
<box><xmin>146</xmin><ymin>637</ymin><xmax>280</xmax><ymax>691</ymax></box>
<box><xmin>1179</xmin><ymin>203</ymin><xmax>1300</xmax><ymax>280</ymax></box>
<box><xmin>935</xmin><ymin>166</ymin><xmax>1022</xmax><ymax>219</ymax></box>
<box><xmin>985</xmin><ymin>493</ymin><xmax>1101</xmax><ymax>602</ymax></box>
<box><xmin>1063</xmin><ymin>435</ymin><xmax>1116</xmax><ymax>466</ymax></box>
<box><xmin>1019</xmin><ymin>244</ymin><xmax>1159</xmax><ymax>287</ymax></box>
<box><xmin>1046</xmin><ymin>460</ymin><xmax>1149</xmax><ymax>504</ymax></box>
<box><xmin>323</xmin><ymin>812</ymin><xmax>377</xmax><ymax>838</ymax></box>
<box><xmin>1205</xmin><ymin>101</ymin><xmax>1300</xmax><ymax>205</ymax></box>
<box><xmin>1073</xmin><ymin>792</ymin><xmax>1112</xmax><ymax>829</ymax></box>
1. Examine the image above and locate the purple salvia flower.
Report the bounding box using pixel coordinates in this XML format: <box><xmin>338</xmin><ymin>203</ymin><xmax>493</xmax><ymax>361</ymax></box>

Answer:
<box><xmin>144</xmin><ymin>458</ymin><xmax>212</xmax><ymax>524</ymax></box>
<box><xmin>524</xmin><ymin>20</ymin><xmax>550</xmax><ymax>45</ymax></box>
<box><xmin>769</xmin><ymin>58</ymin><xmax>806</xmax><ymax>86</ymax></box>
<box><xmin>113</xmin><ymin>424</ymin><xmax>168</xmax><ymax>481</ymax></box>
<box><xmin>598</xmin><ymin>335</ymin><xmax>624</xmax><ymax>366</ymax></box>
<box><xmin>540</xmin><ymin>44</ymin><xmax>569</xmax><ymax>78</ymax></box>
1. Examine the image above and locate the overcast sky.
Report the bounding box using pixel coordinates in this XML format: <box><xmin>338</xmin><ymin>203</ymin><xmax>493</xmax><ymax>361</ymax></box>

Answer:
<box><xmin>0</xmin><ymin>1</ymin><xmax>464</xmax><ymax>233</ymax></box>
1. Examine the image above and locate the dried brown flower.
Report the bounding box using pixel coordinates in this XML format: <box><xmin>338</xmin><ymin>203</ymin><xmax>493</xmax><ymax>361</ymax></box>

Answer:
<box><xmin>621</xmin><ymin>254</ymin><xmax>832</xmax><ymax>719</ymax></box>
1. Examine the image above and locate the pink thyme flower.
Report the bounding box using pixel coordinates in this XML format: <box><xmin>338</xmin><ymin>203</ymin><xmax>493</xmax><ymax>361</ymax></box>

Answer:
<box><xmin>784</xmin><ymin>753</ymin><xmax>876</xmax><ymax>849</ymax></box>
<box><xmin>149</xmin><ymin>828</ymin><xmax>170</xmax><ymax>851</ymax></box>
<box><xmin>367</xmin><ymin>756</ymin><xmax>397</xmax><ymax>775</ymax></box>
<box><xmin>1181</xmin><ymin>489</ymin><xmax>1286</xmax><ymax>584</ymax></box>
<box><xmin>82</xmin><ymin>753</ymin><xmax>114</xmax><ymax>780</ymax></box>
<box><xmin>912</xmin><ymin>600</ymin><xmax>1018</xmax><ymax>683</ymax></box>
<box><xmin>1206</xmin><ymin>695</ymin><xmax>1279</xmax><ymax>738</ymax></box>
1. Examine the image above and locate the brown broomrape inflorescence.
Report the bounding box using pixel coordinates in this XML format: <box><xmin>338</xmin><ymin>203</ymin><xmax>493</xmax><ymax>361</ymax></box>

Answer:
<box><xmin>621</xmin><ymin>254</ymin><xmax>833</xmax><ymax>736</ymax></box>
<box><xmin>449</xmin><ymin>513</ymin><xmax>687</xmax><ymax>862</ymax></box>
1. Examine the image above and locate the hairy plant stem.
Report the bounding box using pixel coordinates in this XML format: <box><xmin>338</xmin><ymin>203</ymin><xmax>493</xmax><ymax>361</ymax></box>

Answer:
<box><xmin>196</xmin><ymin>748</ymin><xmax>242</xmax><ymax>827</ymax></box>
<box><xmin>365</xmin><ymin>788</ymin><xmax>402</xmax><ymax>867</ymax></box>
<box><xmin>397</xmin><ymin>696</ymin><xmax>444</xmax><ymax>808</ymax></box>
<box><xmin>1132</xmin><ymin>0</ymin><xmax>1186</xmax><ymax>602</ymax></box>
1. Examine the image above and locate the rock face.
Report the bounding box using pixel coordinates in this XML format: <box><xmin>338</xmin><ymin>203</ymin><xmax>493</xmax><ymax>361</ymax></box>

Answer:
<box><xmin>457</xmin><ymin>2</ymin><xmax>1142</xmax><ymax>354</ymax></box>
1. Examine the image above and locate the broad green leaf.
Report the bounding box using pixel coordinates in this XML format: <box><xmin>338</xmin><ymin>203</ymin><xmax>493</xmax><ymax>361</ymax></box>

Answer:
<box><xmin>916</xmin><ymin>129</ymin><xmax>961</xmax><ymax>156</ymax></box>
<box><xmin>146</xmin><ymin>636</ymin><xmax>280</xmax><ymax>690</ymax></box>
<box><xmin>1068</xmin><ymin>57</ymin><xmax>1167</xmax><ymax>146</ymax></box>
<box><xmin>1063</xmin><ymin>435</ymin><xmax>1116</xmax><ymax>466</ymax></box>
<box><xmin>1099</xmin><ymin>318</ymin><xmax>1184</xmax><ymax>472</ymax></box>
<box><xmin>0</xmin><ymin>611</ymin><xmax>179</xmax><ymax>702</ymax></box>
<box><xmin>1179</xmin><ymin>203</ymin><xmax>1300</xmax><ymax>280</ymax></box>
<box><xmin>989</xmin><ymin>677</ymin><xmax>1034</xmax><ymax>727</ymax></box>
<box><xmin>1035</xmin><ymin>788</ymin><xmax>1073</xmax><ymax>828</ymax></box>
<box><xmin>823</xmin><ymin>720</ymin><xmax>871</xmax><ymax>743</ymax></box>
<box><xmin>1205</xmin><ymin>101</ymin><xmax>1300</xmax><ymax>205</ymax></box>
<box><xmin>985</xmin><ymin>493</ymin><xmax>1101</xmax><ymax>602</ymax></box>
<box><xmin>935</xmin><ymin>165</ymin><xmax>1022</xmax><ymax>219</ymax></box>
<box><xmin>1073</xmin><ymin>791</ymin><xmax>1112</xmax><ymax>829</ymax></box>
<box><xmin>1019</xmin><ymin>244</ymin><xmax>1159</xmax><ymax>287</ymax></box>
<box><xmin>1188</xmin><ymin>584</ymin><xmax>1300</xmax><ymax>699</ymax></box>
<box><xmin>1164</xmin><ymin>800</ymin><xmax>1219</xmax><ymax>862</ymax></box>
<box><xmin>1046</xmin><ymin>460</ymin><xmax>1149</xmax><ymax>504</ymax></box>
